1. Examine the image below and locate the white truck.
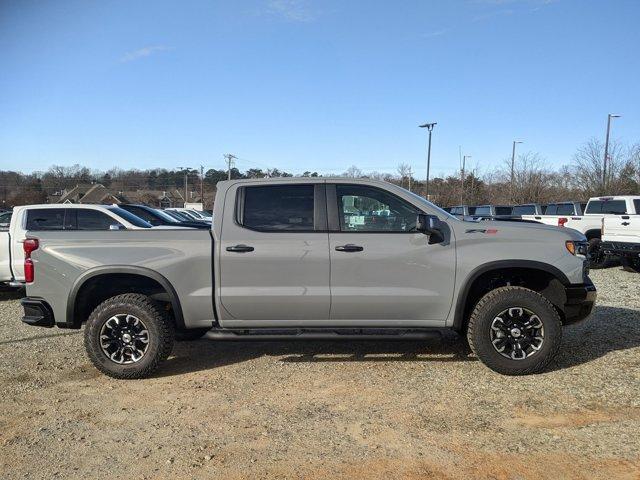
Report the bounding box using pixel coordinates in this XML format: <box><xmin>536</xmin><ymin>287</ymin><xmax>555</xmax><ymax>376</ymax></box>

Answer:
<box><xmin>1</xmin><ymin>204</ymin><xmax>155</xmax><ymax>288</ymax></box>
<box><xmin>523</xmin><ymin>196</ymin><xmax>640</xmax><ymax>268</ymax></box>
<box><xmin>601</xmin><ymin>211</ymin><xmax>640</xmax><ymax>272</ymax></box>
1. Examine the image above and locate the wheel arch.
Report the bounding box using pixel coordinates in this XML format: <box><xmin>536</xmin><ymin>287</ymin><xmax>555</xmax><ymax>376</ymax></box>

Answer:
<box><xmin>584</xmin><ymin>229</ymin><xmax>601</xmax><ymax>240</ymax></box>
<box><xmin>66</xmin><ymin>266</ymin><xmax>185</xmax><ymax>329</ymax></box>
<box><xmin>452</xmin><ymin>260</ymin><xmax>570</xmax><ymax>332</ymax></box>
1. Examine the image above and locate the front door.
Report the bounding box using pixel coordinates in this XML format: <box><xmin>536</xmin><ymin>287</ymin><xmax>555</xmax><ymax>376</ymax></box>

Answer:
<box><xmin>328</xmin><ymin>184</ymin><xmax>455</xmax><ymax>323</ymax></box>
<box><xmin>219</xmin><ymin>182</ymin><xmax>331</xmax><ymax>322</ymax></box>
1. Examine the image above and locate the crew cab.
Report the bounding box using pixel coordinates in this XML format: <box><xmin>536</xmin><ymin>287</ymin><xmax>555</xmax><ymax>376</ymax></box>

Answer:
<box><xmin>21</xmin><ymin>178</ymin><xmax>596</xmax><ymax>378</ymax></box>
<box><xmin>1</xmin><ymin>204</ymin><xmax>155</xmax><ymax>287</ymax></box>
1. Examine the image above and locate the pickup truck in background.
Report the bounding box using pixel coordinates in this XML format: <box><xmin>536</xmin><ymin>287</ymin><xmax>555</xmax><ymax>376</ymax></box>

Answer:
<box><xmin>1</xmin><ymin>204</ymin><xmax>158</xmax><ymax>288</ymax></box>
<box><xmin>20</xmin><ymin>178</ymin><xmax>597</xmax><ymax>379</ymax></box>
<box><xmin>601</xmin><ymin>214</ymin><xmax>640</xmax><ymax>272</ymax></box>
<box><xmin>524</xmin><ymin>196</ymin><xmax>640</xmax><ymax>268</ymax></box>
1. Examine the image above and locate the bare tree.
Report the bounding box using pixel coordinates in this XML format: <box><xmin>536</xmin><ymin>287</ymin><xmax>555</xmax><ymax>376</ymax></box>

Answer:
<box><xmin>342</xmin><ymin>165</ymin><xmax>363</xmax><ymax>178</ymax></box>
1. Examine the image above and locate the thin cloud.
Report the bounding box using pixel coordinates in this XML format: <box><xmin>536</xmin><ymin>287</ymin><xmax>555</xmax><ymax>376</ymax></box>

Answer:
<box><xmin>120</xmin><ymin>45</ymin><xmax>172</xmax><ymax>63</ymax></box>
<box><xmin>422</xmin><ymin>28</ymin><xmax>451</xmax><ymax>38</ymax></box>
<box><xmin>266</xmin><ymin>0</ymin><xmax>316</xmax><ymax>22</ymax></box>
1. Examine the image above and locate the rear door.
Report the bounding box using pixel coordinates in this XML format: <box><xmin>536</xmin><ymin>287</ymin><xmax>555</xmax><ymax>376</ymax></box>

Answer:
<box><xmin>327</xmin><ymin>183</ymin><xmax>455</xmax><ymax>324</ymax></box>
<box><xmin>218</xmin><ymin>182</ymin><xmax>331</xmax><ymax>322</ymax></box>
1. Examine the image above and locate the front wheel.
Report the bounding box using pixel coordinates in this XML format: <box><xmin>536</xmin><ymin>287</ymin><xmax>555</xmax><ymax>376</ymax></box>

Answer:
<box><xmin>467</xmin><ymin>286</ymin><xmax>562</xmax><ymax>375</ymax></box>
<box><xmin>84</xmin><ymin>293</ymin><xmax>175</xmax><ymax>379</ymax></box>
<box><xmin>588</xmin><ymin>238</ymin><xmax>614</xmax><ymax>269</ymax></box>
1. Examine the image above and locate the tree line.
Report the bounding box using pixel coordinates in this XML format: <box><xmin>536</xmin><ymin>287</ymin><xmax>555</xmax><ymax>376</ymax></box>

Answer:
<box><xmin>1</xmin><ymin>137</ymin><xmax>639</xmax><ymax>209</ymax></box>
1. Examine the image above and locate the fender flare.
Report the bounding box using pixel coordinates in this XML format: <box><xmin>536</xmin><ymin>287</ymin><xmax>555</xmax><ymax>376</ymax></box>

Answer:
<box><xmin>66</xmin><ymin>265</ymin><xmax>185</xmax><ymax>329</ymax></box>
<box><xmin>452</xmin><ymin>260</ymin><xmax>570</xmax><ymax>331</ymax></box>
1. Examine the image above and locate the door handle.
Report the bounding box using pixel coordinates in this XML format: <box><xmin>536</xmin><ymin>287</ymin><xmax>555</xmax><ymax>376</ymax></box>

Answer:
<box><xmin>226</xmin><ymin>244</ymin><xmax>254</xmax><ymax>253</ymax></box>
<box><xmin>534</xmin><ymin>216</ymin><xmax>541</xmax><ymax>220</ymax></box>
<box><xmin>335</xmin><ymin>244</ymin><xmax>364</xmax><ymax>252</ymax></box>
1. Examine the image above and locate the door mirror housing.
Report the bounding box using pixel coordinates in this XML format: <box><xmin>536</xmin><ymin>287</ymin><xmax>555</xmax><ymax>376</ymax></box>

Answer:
<box><xmin>416</xmin><ymin>213</ymin><xmax>444</xmax><ymax>244</ymax></box>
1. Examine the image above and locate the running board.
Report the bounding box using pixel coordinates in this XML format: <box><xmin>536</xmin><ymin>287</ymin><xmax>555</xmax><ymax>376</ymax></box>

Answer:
<box><xmin>204</xmin><ymin>328</ymin><xmax>442</xmax><ymax>341</ymax></box>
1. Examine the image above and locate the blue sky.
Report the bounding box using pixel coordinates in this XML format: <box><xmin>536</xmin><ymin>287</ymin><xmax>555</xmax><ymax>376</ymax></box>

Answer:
<box><xmin>1</xmin><ymin>0</ymin><xmax>639</xmax><ymax>178</ymax></box>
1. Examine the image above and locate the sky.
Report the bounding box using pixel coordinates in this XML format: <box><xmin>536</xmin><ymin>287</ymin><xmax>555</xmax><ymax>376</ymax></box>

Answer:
<box><xmin>1</xmin><ymin>0</ymin><xmax>639</xmax><ymax>178</ymax></box>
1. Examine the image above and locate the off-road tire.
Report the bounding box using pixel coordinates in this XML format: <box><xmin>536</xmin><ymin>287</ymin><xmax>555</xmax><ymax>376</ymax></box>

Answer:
<box><xmin>621</xmin><ymin>257</ymin><xmax>640</xmax><ymax>273</ymax></box>
<box><xmin>84</xmin><ymin>293</ymin><xmax>175</xmax><ymax>379</ymax></box>
<box><xmin>588</xmin><ymin>238</ymin><xmax>614</xmax><ymax>269</ymax></box>
<box><xmin>175</xmin><ymin>328</ymin><xmax>209</xmax><ymax>341</ymax></box>
<box><xmin>467</xmin><ymin>286</ymin><xmax>562</xmax><ymax>375</ymax></box>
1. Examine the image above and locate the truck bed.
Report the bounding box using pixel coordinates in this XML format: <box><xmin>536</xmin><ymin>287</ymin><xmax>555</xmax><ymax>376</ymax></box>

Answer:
<box><xmin>27</xmin><ymin>229</ymin><xmax>215</xmax><ymax>329</ymax></box>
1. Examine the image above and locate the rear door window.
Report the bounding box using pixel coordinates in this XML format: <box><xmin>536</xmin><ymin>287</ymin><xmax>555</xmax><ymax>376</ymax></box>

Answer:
<box><xmin>474</xmin><ymin>206</ymin><xmax>491</xmax><ymax>215</ymax></box>
<box><xmin>26</xmin><ymin>209</ymin><xmax>66</xmax><ymax>231</ymax></box>
<box><xmin>585</xmin><ymin>200</ymin><xmax>627</xmax><ymax>214</ymax></box>
<box><xmin>77</xmin><ymin>210</ymin><xmax>123</xmax><ymax>230</ymax></box>
<box><xmin>634</xmin><ymin>200</ymin><xmax>640</xmax><ymax>214</ymax></box>
<box><xmin>241</xmin><ymin>185</ymin><xmax>315</xmax><ymax>231</ymax></box>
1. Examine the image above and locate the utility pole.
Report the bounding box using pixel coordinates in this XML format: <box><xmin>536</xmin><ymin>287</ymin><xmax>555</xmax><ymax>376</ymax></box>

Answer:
<box><xmin>178</xmin><ymin>166</ymin><xmax>189</xmax><ymax>207</ymax></box>
<box><xmin>461</xmin><ymin>155</ymin><xmax>471</xmax><ymax>205</ymax></box>
<box><xmin>200</xmin><ymin>165</ymin><xmax>204</xmax><ymax>208</ymax></box>
<box><xmin>419</xmin><ymin>122</ymin><xmax>437</xmax><ymax>200</ymax></box>
<box><xmin>224</xmin><ymin>154</ymin><xmax>237</xmax><ymax>180</ymax></box>
<box><xmin>510</xmin><ymin>140</ymin><xmax>523</xmax><ymax>202</ymax></box>
<box><xmin>603</xmin><ymin>114</ymin><xmax>621</xmax><ymax>192</ymax></box>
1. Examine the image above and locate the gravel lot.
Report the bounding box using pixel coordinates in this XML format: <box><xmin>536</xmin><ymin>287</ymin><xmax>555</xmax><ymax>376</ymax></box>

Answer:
<box><xmin>1</xmin><ymin>268</ymin><xmax>639</xmax><ymax>479</ymax></box>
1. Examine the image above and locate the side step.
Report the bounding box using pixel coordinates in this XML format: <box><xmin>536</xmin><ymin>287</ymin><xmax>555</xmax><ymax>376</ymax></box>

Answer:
<box><xmin>204</xmin><ymin>328</ymin><xmax>442</xmax><ymax>341</ymax></box>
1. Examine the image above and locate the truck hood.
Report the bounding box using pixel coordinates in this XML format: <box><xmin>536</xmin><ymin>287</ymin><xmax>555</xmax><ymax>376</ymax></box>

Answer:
<box><xmin>450</xmin><ymin>218</ymin><xmax>587</xmax><ymax>242</ymax></box>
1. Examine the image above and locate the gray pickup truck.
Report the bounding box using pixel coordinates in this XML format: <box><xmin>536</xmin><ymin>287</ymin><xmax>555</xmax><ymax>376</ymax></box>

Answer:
<box><xmin>21</xmin><ymin>178</ymin><xmax>596</xmax><ymax>378</ymax></box>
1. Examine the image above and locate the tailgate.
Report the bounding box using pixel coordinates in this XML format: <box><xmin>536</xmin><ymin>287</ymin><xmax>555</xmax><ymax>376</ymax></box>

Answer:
<box><xmin>603</xmin><ymin>215</ymin><xmax>640</xmax><ymax>243</ymax></box>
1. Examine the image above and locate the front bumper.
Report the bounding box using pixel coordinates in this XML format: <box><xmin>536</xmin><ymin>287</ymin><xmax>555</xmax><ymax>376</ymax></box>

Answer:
<box><xmin>563</xmin><ymin>279</ymin><xmax>597</xmax><ymax>325</ymax></box>
<box><xmin>21</xmin><ymin>297</ymin><xmax>55</xmax><ymax>328</ymax></box>
<box><xmin>601</xmin><ymin>241</ymin><xmax>640</xmax><ymax>258</ymax></box>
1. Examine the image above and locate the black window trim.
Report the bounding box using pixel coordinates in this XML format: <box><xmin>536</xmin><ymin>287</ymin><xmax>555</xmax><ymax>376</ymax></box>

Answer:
<box><xmin>327</xmin><ymin>183</ymin><xmax>424</xmax><ymax>234</ymax></box>
<box><xmin>234</xmin><ymin>183</ymin><xmax>327</xmax><ymax>233</ymax></box>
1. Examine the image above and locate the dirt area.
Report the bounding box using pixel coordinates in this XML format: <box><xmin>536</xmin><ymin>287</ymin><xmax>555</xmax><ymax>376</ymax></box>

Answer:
<box><xmin>1</xmin><ymin>268</ymin><xmax>639</xmax><ymax>479</ymax></box>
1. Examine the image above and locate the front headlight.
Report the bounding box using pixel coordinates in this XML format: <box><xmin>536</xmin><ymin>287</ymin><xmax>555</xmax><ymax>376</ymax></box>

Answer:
<box><xmin>566</xmin><ymin>240</ymin><xmax>588</xmax><ymax>256</ymax></box>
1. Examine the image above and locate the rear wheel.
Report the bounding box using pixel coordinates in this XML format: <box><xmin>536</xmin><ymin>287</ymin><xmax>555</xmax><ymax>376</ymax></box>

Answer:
<box><xmin>621</xmin><ymin>257</ymin><xmax>640</xmax><ymax>273</ymax></box>
<box><xmin>467</xmin><ymin>286</ymin><xmax>562</xmax><ymax>375</ymax></box>
<box><xmin>84</xmin><ymin>293</ymin><xmax>175</xmax><ymax>379</ymax></box>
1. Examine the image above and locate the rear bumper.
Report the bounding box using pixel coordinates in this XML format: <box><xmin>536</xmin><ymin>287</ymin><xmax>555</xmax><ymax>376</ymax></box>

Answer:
<box><xmin>601</xmin><ymin>241</ymin><xmax>640</xmax><ymax>258</ymax></box>
<box><xmin>563</xmin><ymin>279</ymin><xmax>597</xmax><ymax>325</ymax></box>
<box><xmin>21</xmin><ymin>297</ymin><xmax>55</xmax><ymax>328</ymax></box>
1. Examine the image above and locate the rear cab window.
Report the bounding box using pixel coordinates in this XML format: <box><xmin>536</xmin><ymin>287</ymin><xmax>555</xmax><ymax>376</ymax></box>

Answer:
<box><xmin>512</xmin><ymin>205</ymin><xmax>536</xmax><ymax>216</ymax></box>
<box><xmin>556</xmin><ymin>203</ymin><xmax>575</xmax><ymax>215</ymax></box>
<box><xmin>585</xmin><ymin>200</ymin><xmax>627</xmax><ymax>214</ymax></box>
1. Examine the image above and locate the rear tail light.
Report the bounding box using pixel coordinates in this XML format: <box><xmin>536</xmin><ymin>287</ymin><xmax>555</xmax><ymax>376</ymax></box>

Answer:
<box><xmin>23</xmin><ymin>238</ymin><xmax>39</xmax><ymax>283</ymax></box>
<box><xmin>558</xmin><ymin>217</ymin><xmax>568</xmax><ymax>227</ymax></box>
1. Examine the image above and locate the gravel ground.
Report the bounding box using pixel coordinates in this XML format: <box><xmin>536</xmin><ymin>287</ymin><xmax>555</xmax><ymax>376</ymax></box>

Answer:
<box><xmin>0</xmin><ymin>268</ymin><xmax>639</xmax><ymax>480</ymax></box>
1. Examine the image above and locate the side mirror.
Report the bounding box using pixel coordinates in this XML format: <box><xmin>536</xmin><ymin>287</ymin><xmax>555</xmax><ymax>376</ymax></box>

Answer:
<box><xmin>416</xmin><ymin>213</ymin><xmax>444</xmax><ymax>244</ymax></box>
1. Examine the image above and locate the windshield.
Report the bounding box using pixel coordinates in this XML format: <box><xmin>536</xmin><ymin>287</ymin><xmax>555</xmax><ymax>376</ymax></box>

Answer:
<box><xmin>153</xmin><ymin>208</ymin><xmax>180</xmax><ymax>223</ymax></box>
<box><xmin>404</xmin><ymin>190</ymin><xmax>457</xmax><ymax>220</ymax></box>
<box><xmin>106</xmin><ymin>206</ymin><xmax>153</xmax><ymax>228</ymax></box>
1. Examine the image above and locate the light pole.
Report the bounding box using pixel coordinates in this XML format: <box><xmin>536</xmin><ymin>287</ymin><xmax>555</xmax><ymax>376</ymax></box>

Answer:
<box><xmin>603</xmin><ymin>114</ymin><xmax>621</xmax><ymax>192</ymax></box>
<box><xmin>510</xmin><ymin>140</ymin><xmax>523</xmax><ymax>202</ymax></box>
<box><xmin>461</xmin><ymin>155</ymin><xmax>471</xmax><ymax>204</ymax></box>
<box><xmin>419</xmin><ymin>122</ymin><xmax>437</xmax><ymax>199</ymax></box>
